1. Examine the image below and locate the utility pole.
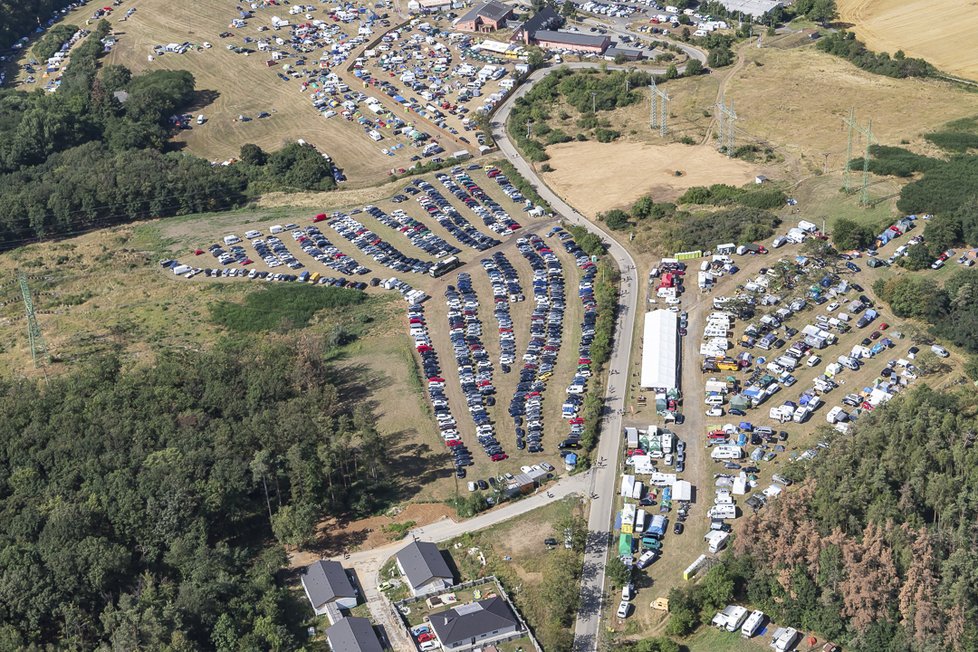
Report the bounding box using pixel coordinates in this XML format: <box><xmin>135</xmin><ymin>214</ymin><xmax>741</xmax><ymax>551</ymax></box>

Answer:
<box><xmin>843</xmin><ymin>109</ymin><xmax>875</xmax><ymax>205</ymax></box>
<box><xmin>591</xmin><ymin>91</ymin><xmax>597</xmax><ymax>114</ymax></box>
<box><xmin>650</xmin><ymin>78</ymin><xmax>668</xmax><ymax>136</ymax></box>
<box><xmin>18</xmin><ymin>271</ymin><xmax>48</xmax><ymax>369</ymax></box>
<box><xmin>716</xmin><ymin>97</ymin><xmax>736</xmax><ymax>155</ymax></box>
<box><xmin>844</xmin><ymin>107</ymin><xmax>855</xmax><ymax>192</ymax></box>
<box><xmin>526</xmin><ymin>119</ymin><xmax>532</xmax><ymax>139</ymax></box>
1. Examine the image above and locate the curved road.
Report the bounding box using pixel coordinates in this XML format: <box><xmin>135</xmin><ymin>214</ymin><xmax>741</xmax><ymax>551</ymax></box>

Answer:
<box><xmin>341</xmin><ymin>52</ymin><xmax>709</xmax><ymax>650</ymax></box>
<box><xmin>491</xmin><ymin>65</ymin><xmax>640</xmax><ymax>652</ymax></box>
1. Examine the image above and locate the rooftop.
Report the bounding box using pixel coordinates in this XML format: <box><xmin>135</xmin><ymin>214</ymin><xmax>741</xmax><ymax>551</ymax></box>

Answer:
<box><xmin>429</xmin><ymin>598</ymin><xmax>519</xmax><ymax>647</ymax></box>
<box><xmin>714</xmin><ymin>0</ymin><xmax>783</xmax><ymax>18</ymax></box>
<box><xmin>301</xmin><ymin>560</ymin><xmax>357</xmax><ymax>608</ymax></box>
<box><xmin>457</xmin><ymin>0</ymin><xmax>512</xmax><ymax>23</ymax></box>
<box><xmin>533</xmin><ymin>30</ymin><xmax>609</xmax><ymax>47</ymax></box>
<box><xmin>397</xmin><ymin>540</ymin><xmax>453</xmax><ymax>590</ymax></box>
<box><xmin>326</xmin><ymin>617</ymin><xmax>384</xmax><ymax>652</ymax></box>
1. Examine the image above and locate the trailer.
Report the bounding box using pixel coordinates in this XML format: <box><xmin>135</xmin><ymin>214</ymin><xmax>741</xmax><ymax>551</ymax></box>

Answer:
<box><xmin>741</xmin><ymin>610</ymin><xmax>765</xmax><ymax>638</ymax></box>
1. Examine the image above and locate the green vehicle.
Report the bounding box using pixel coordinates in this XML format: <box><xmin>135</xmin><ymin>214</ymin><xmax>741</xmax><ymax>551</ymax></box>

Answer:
<box><xmin>641</xmin><ymin>537</ymin><xmax>662</xmax><ymax>552</ymax></box>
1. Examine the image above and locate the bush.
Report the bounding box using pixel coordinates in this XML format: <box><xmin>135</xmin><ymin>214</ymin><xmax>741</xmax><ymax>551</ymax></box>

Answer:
<box><xmin>816</xmin><ymin>31</ymin><xmax>933</xmax><ymax>78</ymax></box>
<box><xmin>850</xmin><ymin>145</ymin><xmax>940</xmax><ymax>178</ymax></box>
<box><xmin>831</xmin><ymin>218</ymin><xmax>876</xmax><ymax>250</ymax></box>
<box><xmin>667</xmin><ymin>207</ymin><xmax>780</xmax><ymax>250</ymax></box>
<box><xmin>600</xmin><ymin>209</ymin><xmax>630</xmax><ymax>230</ymax></box>
<box><xmin>595</xmin><ymin>128</ymin><xmax>621</xmax><ymax>143</ymax></box>
<box><xmin>210</xmin><ymin>285</ymin><xmax>366</xmax><ymax>332</ymax></box>
<box><xmin>897</xmin><ymin>155</ymin><xmax>978</xmax><ymax>216</ymax></box>
<box><xmin>678</xmin><ymin>183</ymin><xmax>786</xmax><ymax>210</ymax></box>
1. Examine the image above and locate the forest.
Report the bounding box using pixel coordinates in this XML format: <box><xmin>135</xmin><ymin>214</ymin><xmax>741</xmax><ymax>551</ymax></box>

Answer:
<box><xmin>0</xmin><ymin>337</ymin><xmax>393</xmax><ymax>650</ymax></box>
<box><xmin>666</xmin><ymin>385</ymin><xmax>978</xmax><ymax>651</ymax></box>
<box><xmin>0</xmin><ymin>20</ymin><xmax>336</xmax><ymax>249</ymax></box>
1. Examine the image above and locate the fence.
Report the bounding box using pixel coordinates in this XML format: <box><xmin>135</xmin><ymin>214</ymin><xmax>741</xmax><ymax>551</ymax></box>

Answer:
<box><xmin>393</xmin><ymin>576</ymin><xmax>543</xmax><ymax>652</ymax></box>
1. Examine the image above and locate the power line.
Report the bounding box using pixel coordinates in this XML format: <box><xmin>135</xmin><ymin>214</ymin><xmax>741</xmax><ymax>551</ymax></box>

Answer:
<box><xmin>649</xmin><ymin>78</ymin><xmax>669</xmax><ymax>137</ymax></box>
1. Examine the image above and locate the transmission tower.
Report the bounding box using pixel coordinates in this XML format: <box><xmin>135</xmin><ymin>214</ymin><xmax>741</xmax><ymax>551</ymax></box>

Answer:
<box><xmin>18</xmin><ymin>271</ymin><xmax>48</xmax><ymax>369</ymax></box>
<box><xmin>716</xmin><ymin>98</ymin><xmax>737</xmax><ymax>156</ymax></box>
<box><xmin>649</xmin><ymin>79</ymin><xmax>669</xmax><ymax>137</ymax></box>
<box><xmin>843</xmin><ymin>109</ymin><xmax>875</xmax><ymax>205</ymax></box>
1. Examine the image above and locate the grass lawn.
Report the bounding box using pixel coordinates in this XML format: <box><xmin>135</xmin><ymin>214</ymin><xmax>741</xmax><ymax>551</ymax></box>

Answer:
<box><xmin>683</xmin><ymin>626</ymin><xmax>768</xmax><ymax>652</ymax></box>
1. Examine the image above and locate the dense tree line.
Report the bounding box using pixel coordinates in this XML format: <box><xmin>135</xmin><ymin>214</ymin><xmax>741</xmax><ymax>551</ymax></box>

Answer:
<box><xmin>678</xmin><ymin>183</ymin><xmax>787</xmax><ymax>210</ymax></box>
<box><xmin>0</xmin><ymin>0</ymin><xmax>79</xmax><ymax>51</ymax></box>
<box><xmin>831</xmin><ymin>217</ymin><xmax>877</xmax><ymax>251</ymax></box>
<box><xmin>849</xmin><ymin>145</ymin><xmax>940</xmax><ymax>178</ymax></box>
<box><xmin>713</xmin><ymin>385</ymin><xmax>978</xmax><ymax>651</ymax></box>
<box><xmin>0</xmin><ymin>337</ymin><xmax>393</xmax><ymax>649</ymax></box>
<box><xmin>0</xmin><ymin>19</ymin><xmax>336</xmax><ymax>249</ymax></box>
<box><xmin>874</xmin><ymin>267</ymin><xmax>978</xmax><ymax>353</ymax></box>
<box><xmin>817</xmin><ymin>32</ymin><xmax>934</xmax><ymax>78</ymax></box>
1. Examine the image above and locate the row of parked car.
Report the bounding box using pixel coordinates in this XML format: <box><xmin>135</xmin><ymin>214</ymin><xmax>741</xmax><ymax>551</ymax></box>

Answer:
<box><xmin>436</xmin><ymin>168</ymin><xmax>522</xmax><ymax>236</ymax></box>
<box><xmin>508</xmin><ymin>234</ymin><xmax>567</xmax><ymax>454</ymax></box>
<box><xmin>411</xmin><ymin>178</ymin><xmax>501</xmax><ymax>251</ymax></box>
<box><xmin>409</xmin><ymin>304</ymin><xmax>475</xmax><ymax>478</ymax></box>
<box><xmin>294</xmin><ymin>225</ymin><xmax>371</xmax><ymax>276</ymax></box>
<box><xmin>328</xmin><ymin>212</ymin><xmax>434</xmax><ymax>274</ymax></box>
<box><xmin>363</xmin><ymin>204</ymin><xmax>460</xmax><ymax>260</ymax></box>
<box><xmin>446</xmin><ymin>273</ymin><xmax>507</xmax><ymax>462</ymax></box>
<box><xmin>480</xmin><ymin>253</ymin><xmax>523</xmax><ymax>368</ymax></box>
<box><xmin>485</xmin><ymin>166</ymin><xmax>528</xmax><ymax>207</ymax></box>
<box><xmin>555</xmin><ymin>228</ymin><xmax>599</xmax><ymax>452</ymax></box>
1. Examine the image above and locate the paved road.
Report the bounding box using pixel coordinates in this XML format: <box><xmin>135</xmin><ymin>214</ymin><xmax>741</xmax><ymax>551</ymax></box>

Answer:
<box><xmin>491</xmin><ymin>69</ymin><xmax>640</xmax><ymax>652</ymax></box>
<box><xmin>341</xmin><ymin>469</ymin><xmax>596</xmax><ymax>651</ymax></box>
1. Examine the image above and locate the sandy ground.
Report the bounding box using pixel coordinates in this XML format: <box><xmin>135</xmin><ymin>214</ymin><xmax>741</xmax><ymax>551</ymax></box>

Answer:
<box><xmin>541</xmin><ymin>142</ymin><xmax>759</xmax><ymax>216</ymax></box>
<box><xmin>290</xmin><ymin>503</ymin><xmax>456</xmax><ymax>566</ymax></box>
<box><xmin>838</xmin><ymin>0</ymin><xmax>978</xmax><ymax>82</ymax></box>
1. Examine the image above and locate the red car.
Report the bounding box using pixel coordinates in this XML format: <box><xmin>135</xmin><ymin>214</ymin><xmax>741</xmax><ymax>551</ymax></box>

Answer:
<box><xmin>491</xmin><ymin>453</ymin><xmax>508</xmax><ymax>462</ymax></box>
<box><xmin>418</xmin><ymin>632</ymin><xmax>436</xmax><ymax>643</ymax></box>
<box><xmin>879</xmin><ymin>322</ymin><xmax>889</xmax><ymax>330</ymax></box>
<box><xmin>313</xmin><ymin>213</ymin><xmax>328</xmax><ymax>222</ymax></box>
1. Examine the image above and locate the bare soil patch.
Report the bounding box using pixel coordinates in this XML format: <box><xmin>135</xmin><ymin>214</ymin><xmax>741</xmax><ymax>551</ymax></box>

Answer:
<box><xmin>541</xmin><ymin>142</ymin><xmax>758</xmax><ymax>216</ymax></box>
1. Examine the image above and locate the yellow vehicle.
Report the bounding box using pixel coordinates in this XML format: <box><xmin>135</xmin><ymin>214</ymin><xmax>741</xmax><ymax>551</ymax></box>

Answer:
<box><xmin>309</xmin><ymin>272</ymin><xmax>321</xmax><ymax>283</ymax></box>
<box><xmin>717</xmin><ymin>360</ymin><xmax>739</xmax><ymax>372</ymax></box>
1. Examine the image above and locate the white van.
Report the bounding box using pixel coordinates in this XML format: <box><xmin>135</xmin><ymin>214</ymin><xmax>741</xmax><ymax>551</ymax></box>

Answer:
<box><xmin>269</xmin><ymin>224</ymin><xmax>284</xmax><ymax>234</ymax></box>
<box><xmin>931</xmin><ymin>344</ymin><xmax>950</xmax><ymax>358</ymax></box>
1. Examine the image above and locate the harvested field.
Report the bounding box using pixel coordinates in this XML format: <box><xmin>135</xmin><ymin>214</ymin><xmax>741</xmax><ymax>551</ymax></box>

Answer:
<box><xmin>723</xmin><ymin>46</ymin><xmax>978</xmax><ymax>174</ymax></box>
<box><xmin>838</xmin><ymin>0</ymin><xmax>978</xmax><ymax>82</ymax></box>
<box><xmin>541</xmin><ymin>142</ymin><xmax>758</xmax><ymax>217</ymax></box>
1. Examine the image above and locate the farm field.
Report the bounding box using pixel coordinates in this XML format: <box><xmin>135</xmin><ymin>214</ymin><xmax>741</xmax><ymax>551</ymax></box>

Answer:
<box><xmin>541</xmin><ymin>142</ymin><xmax>759</xmax><ymax>217</ymax></box>
<box><xmin>838</xmin><ymin>0</ymin><xmax>978</xmax><ymax>82</ymax></box>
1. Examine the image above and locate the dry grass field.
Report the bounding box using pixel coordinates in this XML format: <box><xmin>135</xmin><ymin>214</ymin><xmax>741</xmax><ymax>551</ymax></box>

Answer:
<box><xmin>541</xmin><ymin>142</ymin><xmax>759</xmax><ymax>216</ymax></box>
<box><xmin>33</xmin><ymin>0</ymin><xmax>417</xmax><ymax>186</ymax></box>
<box><xmin>838</xmin><ymin>0</ymin><xmax>978</xmax><ymax>82</ymax></box>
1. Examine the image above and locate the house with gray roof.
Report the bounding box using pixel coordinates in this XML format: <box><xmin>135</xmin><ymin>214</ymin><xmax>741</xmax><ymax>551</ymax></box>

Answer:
<box><xmin>301</xmin><ymin>560</ymin><xmax>358</xmax><ymax>615</ymax></box>
<box><xmin>326</xmin><ymin>617</ymin><xmax>384</xmax><ymax>652</ymax></box>
<box><xmin>395</xmin><ymin>540</ymin><xmax>454</xmax><ymax>596</ymax></box>
<box><xmin>429</xmin><ymin>598</ymin><xmax>520</xmax><ymax>651</ymax></box>
<box><xmin>455</xmin><ymin>0</ymin><xmax>513</xmax><ymax>32</ymax></box>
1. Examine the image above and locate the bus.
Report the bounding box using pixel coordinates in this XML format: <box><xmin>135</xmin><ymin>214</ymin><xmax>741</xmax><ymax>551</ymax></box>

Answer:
<box><xmin>429</xmin><ymin>256</ymin><xmax>462</xmax><ymax>278</ymax></box>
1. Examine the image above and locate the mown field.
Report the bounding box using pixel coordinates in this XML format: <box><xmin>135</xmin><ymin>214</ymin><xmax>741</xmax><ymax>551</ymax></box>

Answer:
<box><xmin>838</xmin><ymin>0</ymin><xmax>978</xmax><ymax>82</ymax></box>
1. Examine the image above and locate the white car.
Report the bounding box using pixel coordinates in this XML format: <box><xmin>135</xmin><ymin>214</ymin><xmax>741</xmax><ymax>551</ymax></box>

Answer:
<box><xmin>622</xmin><ymin>584</ymin><xmax>633</xmax><ymax>601</ymax></box>
<box><xmin>806</xmin><ymin>355</ymin><xmax>821</xmax><ymax>367</ymax></box>
<box><xmin>826</xmin><ymin>302</ymin><xmax>839</xmax><ymax>312</ymax></box>
<box><xmin>420</xmin><ymin>642</ymin><xmax>441</xmax><ymax>651</ymax></box>
<box><xmin>706</xmin><ymin>407</ymin><xmax>724</xmax><ymax>417</ymax></box>
<box><xmin>664</xmin><ymin>453</ymin><xmax>674</xmax><ymax>467</ymax></box>
<box><xmin>617</xmin><ymin>601</ymin><xmax>631</xmax><ymax>618</ymax></box>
